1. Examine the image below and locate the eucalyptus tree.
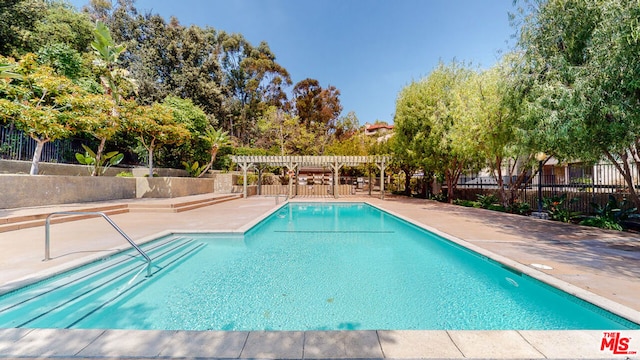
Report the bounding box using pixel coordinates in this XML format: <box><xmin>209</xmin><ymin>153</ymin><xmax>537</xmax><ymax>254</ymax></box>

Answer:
<box><xmin>515</xmin><ymin>0</ymin><xmax>640</xmax><ymax>208</ymax></box>
<box><xmin>256</xmin><ymin>106</ymin><xmax>298</xmax><ymax>155</ymax></box>
<box><xmin>219</xmin><ymin>32</ymin><xmax>292</xmax><ymax>143</ymax></box>
<box><xmin>89</xmin><ymin>3</ymin><xmax>227</xmax><ymax>128</ymax></box>
<box><xmin>291</xmin><ymin>78</ymin><xmax>343</xmax><ymax>154</ymax></box>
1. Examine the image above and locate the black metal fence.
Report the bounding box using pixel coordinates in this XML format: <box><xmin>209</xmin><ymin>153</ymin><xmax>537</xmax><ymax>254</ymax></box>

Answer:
<box><xmin>0</xmin><ymin>126</ymin><xmax>86</xmax><ymax>163</ymax></box>
<box><xmin>393</xmin><ymin>163</ymin><xmax>639</xmax><ymax>215</ymax></box>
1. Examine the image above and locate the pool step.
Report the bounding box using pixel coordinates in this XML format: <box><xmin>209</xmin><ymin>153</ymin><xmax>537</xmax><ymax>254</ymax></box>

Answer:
<box><xmin>127</xmin><ymin>194</ymin><xmax>242</xmax><ymax>213</ymax></box>
<box><xmin>0</xmin><ymin>204</ymin><xmax>129</xmax><ymax>233</ymax></box>
<box><xmin>0</xmin><ymin>236</ymin><xmax>205</xmax><ymax>329</ymax></box>
<box><xmin>0</xmin><ymin>193</ymin><xmax>241</xmax><ymax>233</ymax></box>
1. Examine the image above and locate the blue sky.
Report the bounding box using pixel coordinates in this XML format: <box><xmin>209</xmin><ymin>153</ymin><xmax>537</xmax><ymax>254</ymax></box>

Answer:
<box><xmin>69</xmin><ymin>0</ymin><xmax>516</xmax><ymax>124</ymax></box>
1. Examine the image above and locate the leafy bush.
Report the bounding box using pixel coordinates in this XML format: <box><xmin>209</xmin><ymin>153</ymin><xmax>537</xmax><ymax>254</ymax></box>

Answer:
<box><xmin>542</xmin><ymin>193</ymin><xmax>580</xmax><ymax>222</ymax></box>
<box><xmin>116</xmin><ymin>171</ymin><xmax>133</xmax><ymax>177</ymax></box>
<box><xmin>75</xmin><ymin>144</ymin><xmax>124</xmax><ymax>176</ymax></box>
<box><xmin>453</xmin><ymin>199</ymin><xmax>478</xmax><ymax>207</ymax></box>
<box><xmin>476</xmin><ymin>194</ymin><xmax>500</xmax><ymax>209</ymax></box>
<box><xmin>508</xmin><ymin>201</ymin><xmax>531</xmax><ymax>215</ymax></box>
<box><xmin>579</xmin><ymin>195</ymin><xmax>638</xmax><ymax>231</ymax></box>
<box><xmin>487</xmin><ymin>204</ymin><xmax>506</xmax><ymax>212</ymax></box>
<box><xmin>236</xmin><ymin>173</ymin><xmax>258</xmax><ymax>185</ymax></box>
<box><xmin>182</xmin><ymin>161</ymin><xmax>207</xmax><ymax>177</ymax></box>
<box><xmin>429</xmin><ymin>192</ymin><xmax>448</xmax><ymax>202</ymax></box>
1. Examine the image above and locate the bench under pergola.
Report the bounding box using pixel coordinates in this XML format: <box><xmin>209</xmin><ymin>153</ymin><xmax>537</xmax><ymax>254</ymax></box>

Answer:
<box><xmin>230</xmin><ymin>155</ymin><xmax>391</xmax><ymax>199</ymax></box>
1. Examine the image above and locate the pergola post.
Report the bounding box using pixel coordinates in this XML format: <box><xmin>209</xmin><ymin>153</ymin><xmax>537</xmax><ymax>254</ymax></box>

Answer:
<box><xmin>239</xmin><ymin>162</ymin><xmax>253</xmax><ymax>198</ymax></box>
<box><xmin>375</xmin><ymin>157</ymin><xmax>387</xmax><ymax>200</ymax></box>
<box><xmin>329</xmin><ymin>159</ymin><xmax>344</xmax><ymax>199</ymax></box>
<box><xmin>286</xmin><ymin>162</ymin><xmax>298</xmax><ymax>200</ymax></box>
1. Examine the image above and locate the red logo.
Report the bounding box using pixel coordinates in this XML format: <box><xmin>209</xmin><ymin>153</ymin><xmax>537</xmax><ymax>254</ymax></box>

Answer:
<box><xmin>601</xmin><ymin>332</ymin><xmax>636</xmax><ymax>355</ymax></box>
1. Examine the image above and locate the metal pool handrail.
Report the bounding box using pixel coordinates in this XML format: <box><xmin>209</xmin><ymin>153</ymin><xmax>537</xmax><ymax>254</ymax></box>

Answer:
<box><xmin>44</xmin><ymin>211</ymin><xmax>152</xmax><ymax>277</ymax></box>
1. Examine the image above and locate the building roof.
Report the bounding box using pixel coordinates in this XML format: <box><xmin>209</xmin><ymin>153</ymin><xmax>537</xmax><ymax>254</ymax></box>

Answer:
<box><xmin>365</xmin><ymin>123</ymin><xmax>394</xmax><ymax>131</ymax></box>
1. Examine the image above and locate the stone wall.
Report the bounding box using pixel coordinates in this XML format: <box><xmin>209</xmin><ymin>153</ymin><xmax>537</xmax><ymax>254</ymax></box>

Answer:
<box><xmin>0</xmin><ymin>175</ymin><xmax>136</xmax><ymax>209</ymax></box>
<box><xmin>210</xmin><ymin>173</ymin><xmax>234</xmax><ymax>194</ymax></box>
<box><xmin>231</xmin><ymin>185</ymin><xmax>258</xmax><ymax>196</ymax></box>
<box><xmin>135</xmin><ymin>177</ymin><xmax>214</xmax><ymax>198</ymax></box>
<box><xmin>0</xmin><ymin>160</ymin><xmax>245</xmax><ymax>209</ymax></box>
<box><xmin>0</xmin><ymin>175</ymin><xmax>224</xmax><ymax>209</ymax></box>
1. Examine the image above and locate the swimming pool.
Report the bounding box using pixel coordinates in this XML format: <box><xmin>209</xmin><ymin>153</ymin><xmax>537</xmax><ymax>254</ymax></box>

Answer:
<box><xmin>0</xmin><ymin>202</ymin><xmax>638</xmax><ymax>331</ymax></box>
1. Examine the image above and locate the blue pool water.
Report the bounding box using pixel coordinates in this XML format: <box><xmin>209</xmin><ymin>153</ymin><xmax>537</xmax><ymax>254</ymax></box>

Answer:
<box><xmin>0</xmin><ymin>203</ymin><xmax>638</xmax><ymax>331</ymax></box>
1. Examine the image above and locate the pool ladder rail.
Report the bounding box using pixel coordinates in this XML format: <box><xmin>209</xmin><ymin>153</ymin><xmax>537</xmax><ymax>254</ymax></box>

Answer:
<box><xmin>44</xmin><ymin>211</ymin><xmax>153</xmax><ymax>277</ymax></box>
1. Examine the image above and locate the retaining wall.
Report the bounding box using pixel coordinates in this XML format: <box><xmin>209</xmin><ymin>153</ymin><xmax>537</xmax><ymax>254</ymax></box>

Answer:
<box><xmin>0</xmin><ymin>175</ymin><xmax>136</xmax><ymax>209</ymax></box>
<box><xmin>0</xmin><ymin>175</ymin><xmax>226</xmax><ymax>209</ymax></box>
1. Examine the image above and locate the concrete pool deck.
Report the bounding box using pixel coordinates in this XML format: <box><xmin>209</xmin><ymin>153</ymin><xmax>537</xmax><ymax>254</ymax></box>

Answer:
<box><xmin>0</xmin><ymin>195</ymin><xmax>639</xmax><ymax>359</ymax></box>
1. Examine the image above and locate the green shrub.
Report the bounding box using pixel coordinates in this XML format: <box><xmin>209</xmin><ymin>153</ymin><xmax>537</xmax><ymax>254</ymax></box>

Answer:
<box><xmin>453</xmin><ymin>199</ymin><xmax>478</xmax><ymax>207</ymax></box>
<box><xmin>182</xmin><ymin>161</ymin><xmax>207</xmax><ymax>177</ymax></box>
<box><xmin>542</xmin><ymin>193</ymin><xmax>580</xmax><ymax>222</ymax></box>
<box><xmin>236</xmin><ymin>173</ymin><xmax>258</xmax><ymax>185</ymax></box>
<box><xmin>508</xmin><ymin>201</ymin><xmax>531</xmax><ymax>215</ymax></box>
<box><xmin>476</xmin><ymin>194</ymin><xmax>500</xmax><ymax>209</ymax></box>
<box><xmin>579</xmin><ymin>195</ymin><xmax>638</xmax><ymax>231</ymax></box>
<box><xmin>116</xmin><ymin>171</ymin><xmax>133</xmax><ymax>177</ymax></box>
<box><xmin>487</xmin><ymin>204</ymin><xmax>506</xmax><ymax>212</ymax></box>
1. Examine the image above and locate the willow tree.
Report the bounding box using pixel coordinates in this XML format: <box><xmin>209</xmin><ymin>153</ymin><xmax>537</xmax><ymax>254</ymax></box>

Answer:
<box><xmin>394</xmin><ymin>62</ymin><xmax>483</xmax><ymax>201</ymax></box>
<box><xmin>515</xmin><ymin>0</ymin><xmax>640</xmax><ymax>208</ymax></box>
<box><xmin>393</xmin><ymin>80</ymin><xmax>433</xmax><ymax>196</ymax></box>
<box><xmin>471</xmin><ymin>59</ymin><xmax>536</xmax><ymax>206</ymax></box>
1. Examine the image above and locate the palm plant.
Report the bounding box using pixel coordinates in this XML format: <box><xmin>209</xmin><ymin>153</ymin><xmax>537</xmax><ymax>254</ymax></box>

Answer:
<box><xmin>198</xmin><ymin>127</ymin><xmax>230</xmax><ymax>177</ymax></box>
<box><xmin>0</xmin><ymin>63</ymin><xmax>22</xmax><ymax>81</ymax></box>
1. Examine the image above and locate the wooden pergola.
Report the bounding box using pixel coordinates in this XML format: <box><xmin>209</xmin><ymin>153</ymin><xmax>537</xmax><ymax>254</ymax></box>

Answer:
<box><xmin>230</xmin><ymin>155</ymin><xmax>391</xmax><ymax>199</ymax></box>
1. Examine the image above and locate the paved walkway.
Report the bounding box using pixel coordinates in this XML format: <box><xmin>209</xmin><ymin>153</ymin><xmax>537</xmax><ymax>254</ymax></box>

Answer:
<box><xmin>0</xmin><ymin>195</ymin><xmax>639</xmax><ymax>359</ymax></box>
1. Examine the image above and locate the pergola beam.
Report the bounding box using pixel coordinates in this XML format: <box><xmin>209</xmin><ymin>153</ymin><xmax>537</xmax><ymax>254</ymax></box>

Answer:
<box><xmin>230</xmin><ymin>155</ymin><xmax>391</xmax><ymax>199</ymax></box>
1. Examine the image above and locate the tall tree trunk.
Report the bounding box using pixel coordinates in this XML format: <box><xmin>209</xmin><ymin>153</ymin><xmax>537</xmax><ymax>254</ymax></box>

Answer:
<box><xmin>91</xmin><ymin>137</ymin><xmax>107</xmax><ymax>176</ymax></box>
<box><xmin>197</xmin><ymin>146</ymin><xmax>219</xmax><ymax>178</ymax></box>
<box><xmin>147</xmin><ymin>140</ymin><xmax>155</xmax><ymax>177</ymax></box>
<box><xmin>493</xmin><ymin>156</ymin><xmax>507</xmax><ymax>207</ymax></box>
<box><xmin>401</xmin><ymin>166</ymin><xmax>414</xmax><ymax>196</ymax></box>
<box><xmin>446</xmin><ymin>170</ymin><xmax>455</xmax><ymax>203</ymax></box>
<box><xmin>505</xmin><ymin>155</ymin><xmax>535</xmax><ymax>205</ymax></box>
<box><xmin>604</xmin><ymin>149</ymin><xmax>640</xmax><ymax>209</ymax></box>
<box><xmin>29</xmin><ymin>139</ymin><xmax>47</xmax><ymax>175</ymax></box>
<box><xmin>446</xmin><ymin>161</ymin><xmax>463</xmax><ymax>203</ymax></box>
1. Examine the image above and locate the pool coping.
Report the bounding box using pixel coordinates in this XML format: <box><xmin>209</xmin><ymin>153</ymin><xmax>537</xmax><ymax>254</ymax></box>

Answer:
<box><xmin>1</xmin><ymin>327</ymin><xmax>639</xmax><ymax>359</ymax></box>
<box><xmin>1</xmin><ymin>198</ymin><xmax>639</xmax><ymax>359</ymax></box>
